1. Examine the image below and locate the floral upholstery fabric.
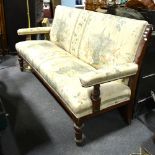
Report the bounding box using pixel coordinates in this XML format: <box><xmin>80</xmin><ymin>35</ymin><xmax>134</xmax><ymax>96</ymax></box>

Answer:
<box><xmin>80</xmin><ymin>63</ymin><xmax>138</xmax><ymax>87</ymax></box>
<box><xmin>16</xmin><ymin>40</ymin><xmax>95</xmax><ymax>74</ymax></box>
<box><xmin>50</xmin><ymin>5</ymin><xmax>148</xmax><ymax>69</ymax></box>
<box><xmin>17</xmin><ymin>27</ymin><xmax>51</xmax><ymax>35</ymax></box>
<box><xmin>50</xmin><ymin>6</ymin><xmax>85</xmax><ymax>52</ymax></box>
<box><xmin>16</xmin><ymin>40</ymin><xmax>131</xmax><ymax>118</ymax></box>
<box><xmin>15</xmin><ymin>6</ymin><xmax>149</xmax><ymax>118</ymax></box>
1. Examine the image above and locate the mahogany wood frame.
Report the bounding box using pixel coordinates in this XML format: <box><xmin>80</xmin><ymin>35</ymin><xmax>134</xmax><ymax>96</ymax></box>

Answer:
<box><xmin>0</xmin><ymin>0</ymin><xmax>8</xmax><ymax>55</ymax></box>
<box><xmin>17</xmin><ymin>24</ymin><xmax>152</xmax><ymax>145</ymax></box>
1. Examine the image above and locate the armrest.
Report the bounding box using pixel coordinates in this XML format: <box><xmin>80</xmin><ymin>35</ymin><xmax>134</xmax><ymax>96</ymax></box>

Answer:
<box><xmin>17</xmin><ymin>27</ymin><xmax>51</xmax><ymax>35</ymax></box>
<box><xmin>80</xmin><ymin>63</ymin><xmax>138</xmax><ymax>87</ymax></box>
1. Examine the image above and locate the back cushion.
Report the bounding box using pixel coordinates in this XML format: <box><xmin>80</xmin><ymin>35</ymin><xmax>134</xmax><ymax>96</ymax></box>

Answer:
<box><xmin>50</xmin><ymin>5</ymin><xmax>84</xmax><ymax>52</ymax></box>
<box><xmin>50</xmin><ymin>6</ymin><xmax>148</xmax><ymax>69</ymax></box>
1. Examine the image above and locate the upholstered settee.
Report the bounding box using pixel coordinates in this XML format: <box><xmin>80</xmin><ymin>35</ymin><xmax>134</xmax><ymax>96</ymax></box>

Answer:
<box><xmin>15</xmin><ymin>5</ymin><xmax>152</xmax><ymax>145</ymax></box>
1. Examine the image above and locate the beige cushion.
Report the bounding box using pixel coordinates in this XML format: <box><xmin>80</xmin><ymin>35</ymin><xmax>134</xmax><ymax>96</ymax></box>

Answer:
<box><xmin>16</xmin><ymin>40</ymin><xmax>131</xmax><ymax>118</ymax></box>
<box><xmin>50</xmin><ymin>5</ymin><xmax>84</xmax><ymax>52</ymax></box>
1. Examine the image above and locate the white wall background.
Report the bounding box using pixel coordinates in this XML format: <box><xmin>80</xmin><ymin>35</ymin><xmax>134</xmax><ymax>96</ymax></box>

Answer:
<box><xmin>61</xmin><ymin>0</ymin><xmax>75</xmax><ymax>7</ymax></box>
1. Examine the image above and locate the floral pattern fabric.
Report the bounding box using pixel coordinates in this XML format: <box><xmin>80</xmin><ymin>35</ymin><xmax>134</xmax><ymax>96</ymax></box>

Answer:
<box><xmin>16</xmin><ymin>6</ymin><xmax>148</xmax><ymax>118</ymax></box>
<box><xmin>16</xmin><ymin>40</ymin><xmax>131</xmax><ymax>118</ymax></box>
<box><xmin>17</xmin><ymin>27</ymin><xmax>51</xmax><ymax>35</ymax></box>
<box><xmin>50</xmin><ymin>5</ymin><xmax>148</xmax><ymax>69</ymax></box>
<box><xmin>80</xmin><ymin>63</ymin><xmax>138</xmax><ymax>87</ymax></box>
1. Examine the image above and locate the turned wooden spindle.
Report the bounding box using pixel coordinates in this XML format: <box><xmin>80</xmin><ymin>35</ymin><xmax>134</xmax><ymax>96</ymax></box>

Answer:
<box><xmin>18</xmin><ymin>56</ymin><xmax>24</xmax><ymax>72</ymax></box>
<box><xmin>26</xmin><ymin>35</ymin><xmax>31</xmax><ymax>40</ymax></box>
<box><xmin>74</xmin><ymin>121</ymin><xmax>85</xmax><ymax>145</ymax></box>
<box><xmin>91</xmin><ymin>84</ymin><xmax>101</xmax><ymax>113</ymax></box>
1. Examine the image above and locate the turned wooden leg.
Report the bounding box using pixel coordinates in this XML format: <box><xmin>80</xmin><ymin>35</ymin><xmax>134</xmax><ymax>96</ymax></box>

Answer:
<box><xmin>119</xmin><ymin>103</ymin><xmax>133</xmax><ymax>125</ymax></box>
<box><xmin>74</xmin><ymin>121</ymin><xmax>85</xmax><ymax>146</ymax></box>
<box><xmin>18</xmin><ymin>56</ymin><xmax>24</xmax><ymax>72</ymax></box>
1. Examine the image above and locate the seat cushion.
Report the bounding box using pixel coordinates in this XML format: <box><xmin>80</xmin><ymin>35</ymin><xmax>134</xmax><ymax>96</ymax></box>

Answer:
<box><xmin>16</xmin><ymin>40</ymin><xmax>131</xmax><ymax>118</ymax></box>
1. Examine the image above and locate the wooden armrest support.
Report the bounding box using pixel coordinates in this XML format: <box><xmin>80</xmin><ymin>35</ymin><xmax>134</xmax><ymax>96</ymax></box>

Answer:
<box><xmin>91</xmin><ymin>84</ymin><xmax>101</xmax><ymax>113</ymax></box>
<box><xmin>42</xmin><ymin>18</ymin><xmax>50</xmax><ymax>27</ymax></box>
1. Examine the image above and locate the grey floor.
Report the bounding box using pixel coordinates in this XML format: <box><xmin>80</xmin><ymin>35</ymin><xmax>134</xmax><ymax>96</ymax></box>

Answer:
<box><xmin>0</xmin><ymin>55</ymin><xmax>154</xmax><ymax>155</ymax></box>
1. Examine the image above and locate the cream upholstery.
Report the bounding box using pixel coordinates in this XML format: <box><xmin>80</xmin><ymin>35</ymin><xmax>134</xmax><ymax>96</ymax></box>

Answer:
<box><xmin>16</xmin><ymin>40</ymin><xmax>131</xmax><ymax>118</ymax></box>
<box><xmin>50</xmin><ymin>6</ymin><xmax>148</xmax><ymax>69</ymax></box>
<box><xmin>17</xmin><ymin>27</ymin><xmax>51</xmax><ymax>35</ymax></box>
<box><xmin>15</xmin><ymin>5</ymin><xmax>148</xmax><ymax>118</ymax></box>
<box><xmin>80</xmin><ymin>63</ymin><xmax>138</xmax><ymax>87</ymax></box>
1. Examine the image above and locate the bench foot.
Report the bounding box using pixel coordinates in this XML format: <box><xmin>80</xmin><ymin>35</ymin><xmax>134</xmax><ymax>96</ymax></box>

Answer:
<box><xmin>18</xmin><ymin>56</ymin><xmax>32</xmax><ymax>72</ymax></box>
<box><xmin>119</xmin><ymin>103</ymin><xmax>133</xmax><ymax>125</ymax></box>
<box><xmin>74</xmin><ymin>122</ymin><xmax>85</xmax><ymax>146</ymax></box>
<box><xmin>18</xmin><ymin>56</ymin><xmax>24</xmax><ymax>72</ymax></box>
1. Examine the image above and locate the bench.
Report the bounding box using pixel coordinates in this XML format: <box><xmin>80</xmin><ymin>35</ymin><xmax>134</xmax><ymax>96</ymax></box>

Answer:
<box><xmin>15</xmin><ymin>5</ymin><xmax>152</xmax><ymax>145</ymax></box>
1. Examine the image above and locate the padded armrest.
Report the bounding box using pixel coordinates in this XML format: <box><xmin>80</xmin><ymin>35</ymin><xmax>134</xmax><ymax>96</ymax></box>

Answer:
<box><xmin>80</xmin><ymin>63</ymin><xmax>138</xmax><ymax>87</ymax></box>
<box><xmin>17</xmin><ymin>27</ymin><xmax>51</xmax><ymax>35</ymax></box>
